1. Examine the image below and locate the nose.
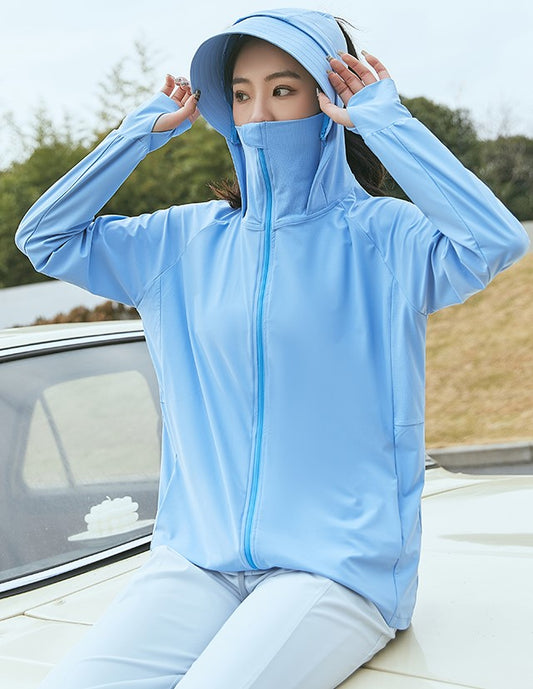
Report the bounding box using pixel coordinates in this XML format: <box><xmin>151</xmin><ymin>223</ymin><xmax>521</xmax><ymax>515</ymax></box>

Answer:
<box><xmin>249</xmin><ymin>95</ymin><xmax>273</xmax><ymax>123</ymax></box>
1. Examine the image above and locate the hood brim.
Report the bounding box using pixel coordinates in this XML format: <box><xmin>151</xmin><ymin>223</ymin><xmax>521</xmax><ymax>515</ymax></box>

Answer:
<box><xmin>190</xmin><ymin>9</ymin><xmax>347</xmax><ymax>139</ymax></box>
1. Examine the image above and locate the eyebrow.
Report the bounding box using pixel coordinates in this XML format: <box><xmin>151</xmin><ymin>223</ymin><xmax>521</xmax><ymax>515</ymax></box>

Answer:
<box><xmin>232</xmin><ymin>70</ymin><xmax>302</xmax><ymax>86</ymax></box>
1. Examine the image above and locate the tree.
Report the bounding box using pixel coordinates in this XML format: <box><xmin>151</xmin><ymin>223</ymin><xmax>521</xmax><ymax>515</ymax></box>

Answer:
<box><xmin>0</xmin><ymin>41</ymin><xmax>236</xmax><ymax>287</ymax></box>
<box><xmin>475</xmin><ymin>136</ymin><xmax>533</xmax><ymax>221</ymax></box>
<box><xmin>101</xmin><ymin>119</ymin><xmax>234</xmax><ymax>217</ymax></box>
<box><xmin>401</xmin><ymin>96</ymin><xmax>479</xmax><ymax>169</ymax></box>
<box><xmin>1</xmin><ymin>42</ymin><xmax>531</xmax><ymax>289</ymax></box>
<box><xmin>381</xmin><ymin>95</ymin><xmax>481</xmax><ymax>200</ymax></box>
<box><xmin>0</xmin><ymin>112</ymin><xmax>89</xmax><ymax>287</ymax></box>
<box><xmin>94</xmin><ymin>40</ymin><xmax>160</xmax><ymax>132</ymax></box>
<box><xmin>91</xmin><ymin>41</ymin><xmax>235</xmax><ymax>215</ymax></box>
<box><xmin>32</xmin><ymin>300</ymin><xmax>139</xmax><ymax>325</ymax></box>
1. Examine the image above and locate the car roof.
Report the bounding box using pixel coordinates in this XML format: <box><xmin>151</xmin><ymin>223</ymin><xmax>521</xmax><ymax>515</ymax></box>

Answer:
<box><xmin>0</xmin><ymin>320</ymin><xmax>144</xmax><ymax>358</ymax></box>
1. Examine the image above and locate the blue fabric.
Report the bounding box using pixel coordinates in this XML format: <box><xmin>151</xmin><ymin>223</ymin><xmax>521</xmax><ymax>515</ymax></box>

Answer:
<box><xmin>190</xmin><ymin>8</ymin><xmax>347</xmax><ymax>138</ymax></box>
<box><xmin>16</xmin><ymin>9</ymin><xmax>529</xmax><ymax>629</ymax></box>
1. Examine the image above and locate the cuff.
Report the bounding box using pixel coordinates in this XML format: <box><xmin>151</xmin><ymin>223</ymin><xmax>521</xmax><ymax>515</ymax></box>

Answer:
<box><xmin>117</xmin><ymin>92</ymin><xmax>192</xmax><ymax>152</ymax></box>
<box><xmin>346</xmin><ymin>78</ymin><xmax>412</xmax><ymax>138</ymax></box>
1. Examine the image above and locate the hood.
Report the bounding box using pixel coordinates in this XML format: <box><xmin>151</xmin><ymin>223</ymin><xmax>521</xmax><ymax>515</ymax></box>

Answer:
<box><xmin>190</xmin><ymin>8</ymin><xmax>368</xmax><ymax>220</ymax></box>
<box><xmin>190</xmin><ymin>8</ymin><xmax>346</xmax><ymax>139</ymax></box>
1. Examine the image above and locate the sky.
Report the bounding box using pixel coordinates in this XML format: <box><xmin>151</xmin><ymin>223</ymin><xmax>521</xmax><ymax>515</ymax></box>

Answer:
<box><xmin>1</xmin><ymin>0</ymin><xmax>532</xmax><ymax>167</ymax></box>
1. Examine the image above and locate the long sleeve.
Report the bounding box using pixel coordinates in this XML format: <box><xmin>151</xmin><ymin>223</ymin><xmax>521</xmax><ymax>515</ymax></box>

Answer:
<box><xmin>347</xmin><ymin>79</ymin><xmax>530</xmax><ymax>315</ymax></box>
<box><xmin>15</xmin><ymin>93</ymin><xmax>192</xmax><ymax>306</ymax></box>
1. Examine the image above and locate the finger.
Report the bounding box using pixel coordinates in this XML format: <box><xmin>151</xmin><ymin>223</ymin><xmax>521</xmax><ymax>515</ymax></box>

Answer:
<box><xmin>160</xmin><ymin>74</ymin><xmax>176</xmax><ymax>97</ymax></box>
<box><xmin>327</xmin><ymin>69</ymin><xmax>363</xmax><ymax>106</ymax></box>
<box><xmin>336</xmin><ymin>53</ymin><xmax>377</xmax><ymax>85</ymax></box>
<box><xmin>171</xmin><ymin>77</ymin><xmax>191</xmax><ymax>104</ymax></box>
<box><xmin>317</xmin><ymin>90</ymin><xmax>354</xmax><ymax>128</ymax></box>
<box><xmin>168</xmin><ymin>88</ymin><xmax>198</xmax><ymax>118</ymax></box>
<box><xmin>361</xmin><ymin>52</ymin><xmax>391</xmax><ymax>80</ymax></box>
<box><xmin>151</xmin><ymin>91</ymin><xmax>200</xmax><ymax>133</ymax></box>
<box><xmin>328</xmin><ymin>56</ymin><xmax>365</xmax><ymax>95</ymax></box>
<box><xmin>181</xmin><ymin>90</ymin><xmax>201</xmax><ymax>122</ymax></box>
<box><xmin>174</xmin><ymin>76</ymin><xmax>190</xmax><ymax>90</ymax></box>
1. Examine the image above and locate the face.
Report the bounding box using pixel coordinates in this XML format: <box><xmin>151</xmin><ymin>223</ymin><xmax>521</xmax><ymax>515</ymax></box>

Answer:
<box><xmin>231</xmin><ymin>39</ymin><xmax>320</xmax><ymax>126</ymax></box>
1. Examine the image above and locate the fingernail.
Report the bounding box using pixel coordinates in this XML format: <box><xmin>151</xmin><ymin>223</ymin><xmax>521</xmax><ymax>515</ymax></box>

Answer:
<box><xmin>175</xmin><ymin>76</ymin><xmax>190</xmax><ymax>86</ymax></box>
<box><xmin>361</xmin><ymin>50</ymin><xmax>369</xmax><ymax>56</ymax></box>
<box><xmin>193</xmin><ymin>89</ymin><xmax>201</xmax><ymax>101</ymax></box>
<box><xmin>336</xmin><ymin>49</ymin><xmax>346</xmax><ymax>56</ymax></box>
<box><xmin>326</xmin><ymin>55</ymin><xmax>334</xmax><ymax>62</ymax></box>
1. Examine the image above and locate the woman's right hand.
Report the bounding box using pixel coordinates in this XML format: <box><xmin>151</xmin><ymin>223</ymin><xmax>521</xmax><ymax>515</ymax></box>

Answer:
<box><xmin>152</xmin><ymin>75</ymin><xmax>200</xmax><ymax>132</ymax></box>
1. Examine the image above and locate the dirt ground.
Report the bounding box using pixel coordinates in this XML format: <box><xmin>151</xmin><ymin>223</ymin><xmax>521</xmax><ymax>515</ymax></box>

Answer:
<box><xmin>425</xmin><ymin>251</ymin><xmax>533</xmax><ymax>448</ymax></box>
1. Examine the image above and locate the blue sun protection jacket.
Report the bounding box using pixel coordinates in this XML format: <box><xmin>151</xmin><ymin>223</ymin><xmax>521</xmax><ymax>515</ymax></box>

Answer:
<box><xmin>16</xmin><ymin>9</ymin><xmax>529</xmax><ymax>629</ymax></box>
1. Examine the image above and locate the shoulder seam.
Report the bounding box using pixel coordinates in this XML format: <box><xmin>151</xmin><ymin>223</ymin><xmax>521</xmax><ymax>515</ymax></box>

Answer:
<box><xmin>376</xmin><ymin>126</ymin><xmax>491</xmax><ymax>280</ymax></box>
<box><xmin>136</xmin><ymin>207</ymin><xmax>233</xmax><ymax>308</ymax></box>
<box><xmin>349</xmin><ymin>201</ymin><xmax>428</xmax><ymax>317</ymax></box>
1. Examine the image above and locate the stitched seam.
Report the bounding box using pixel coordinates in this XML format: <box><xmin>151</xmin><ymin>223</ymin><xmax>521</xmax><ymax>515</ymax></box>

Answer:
<box><xmin>136</xmin><ymin>216</ymin><xmax>228</xmax><ymax>309</ymax></box>
<box><xmin>374</xmin><ymin>124</ymin><xmax>491</xmax><ymax>281</ymax></box>
<box><xmin>244</xmin><ymin>198</ymin><xmax>347</xmax><ymax>231</ymax></box>
<box><xmin>361</xmin><ymin>630</ymin><xmax>395</xmax><ymax>665</ymax></box>
<box><xmin>353</xmin><ymin>113</ymin><xmax>412</xmax><ymax>138</ymax></box>
<box><xmin>22</xmin><ymin>133</ymin><xmax>148</xmax><ymax>251</ymax></box>
<box><xmin>388</xmin><ymin>281</ymin><xmax>402</xmax><ymax>621</ymax></box>
<box><xmin>203</xmin><ymin>570</ymin><xmax>242</xmax><ymax>600</ymax></box>
<box><xmin>351</xmin><ymin>212</ymin><xmax>425</xmax><ymax>316</ymax></box>
<box><xmin>241</xmin><ymin>579</ymin><xmax>335</xmax><ymax>689</ymax></box>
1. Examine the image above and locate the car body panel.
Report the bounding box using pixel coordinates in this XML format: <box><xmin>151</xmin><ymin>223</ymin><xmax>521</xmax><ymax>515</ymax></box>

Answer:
<box><xmin>0</xmin><ymin>617</ymin><xmax>88</xmax><ymax>687</ymax></box>
<box><xmin>344</xmin><ymin>471</ymin><xmax>533</xmax><ymax>689</ymax></box>
<box><xmin>1</xmin><ymin>323</ymin><xmax>531</xmax><ymax>688</ymax></box>
<box><xmin>0</xmin><ymin>553</ymin><xmax>145</xmax><ymax>621</ymax></box>
<box><xmin>0</xmin><ymin>320</ymin><xmax>143</xmax><ymax>350</ymax></box>
<box><xmin>23</xmin><ymin>565</ymin><xmax>143</xmax><ymax>626</ymax></box>
<box><xmin>343</xmin><ymin>669</ymin><xmax>480</xmax><ymax>688</ymax></box>
<box><xmin>0</xmin><ymin>557</ymin><xmax>149</xmax><ymax>686</ymax></box>
<box><xmin>3</xmin><ymin>470</ymin><xmax>531</xmax><ymax>688</ymax></box>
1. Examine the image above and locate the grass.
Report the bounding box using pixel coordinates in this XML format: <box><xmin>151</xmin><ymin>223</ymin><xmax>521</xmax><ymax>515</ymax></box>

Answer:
<box><xmin>425</xmin><ymin>251</ymin><xmax>533</xmax><ymax>448</ymax></box>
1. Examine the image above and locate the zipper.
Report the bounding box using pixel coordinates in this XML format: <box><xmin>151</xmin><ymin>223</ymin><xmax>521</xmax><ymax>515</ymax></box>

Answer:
<box><xmin>243</xmin><ymin>148</ymin><xmax>273</xmax><ymax>568</ymax></box>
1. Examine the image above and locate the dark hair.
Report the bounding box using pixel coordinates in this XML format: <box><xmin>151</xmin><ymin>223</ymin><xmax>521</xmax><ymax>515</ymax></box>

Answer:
<box><xmin>335</xmin><ymin>19</ymin><xmax>386</xmax><ymax>196</ymax></box>
<box><xmin>210</xmin><ymin>20</ymin><xmax>386</xmax><ymax>208</ymax></box>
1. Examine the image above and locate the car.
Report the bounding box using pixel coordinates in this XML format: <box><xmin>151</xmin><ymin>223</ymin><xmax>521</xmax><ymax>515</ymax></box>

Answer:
<box><xmin>1</xmin><ymin>320</ymin><xmax>532</xmax><ymax>689</ymax></box>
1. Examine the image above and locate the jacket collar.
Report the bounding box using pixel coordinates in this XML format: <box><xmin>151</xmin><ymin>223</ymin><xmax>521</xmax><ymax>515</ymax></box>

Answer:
<box><xmin>190</xmin><ymin>9</ymin><xmax>371</xmax><ymax>225</ymax></box>
<box><xmin>229</xmin><ymin>112</ymin><xmax>368</xmax><ymax>228</ymax></box>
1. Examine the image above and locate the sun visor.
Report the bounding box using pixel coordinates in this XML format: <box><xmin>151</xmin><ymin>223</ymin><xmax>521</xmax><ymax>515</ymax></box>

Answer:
<box><xmin>190</xmin><ymin>9</ymin><xmax>347</xmax><ymax>138</ymax></box>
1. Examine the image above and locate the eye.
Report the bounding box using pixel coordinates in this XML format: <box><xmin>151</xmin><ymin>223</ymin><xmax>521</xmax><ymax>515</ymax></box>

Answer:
<box><xmin>273</xmin><ymin>86</ymin><xmax>293</xmax><ymax>97</ymax></box>
<box><xmin>233</xmin><ymin>91</ymin><xmax>249</xmax><ymax>103</ymax></box>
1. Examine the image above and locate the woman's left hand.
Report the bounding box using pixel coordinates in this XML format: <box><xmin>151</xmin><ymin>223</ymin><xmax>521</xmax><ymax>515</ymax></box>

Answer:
<box><xmin>317</xmin><ymin>52</ymin><xmax>391</xmax><ymax>128</ymax></box>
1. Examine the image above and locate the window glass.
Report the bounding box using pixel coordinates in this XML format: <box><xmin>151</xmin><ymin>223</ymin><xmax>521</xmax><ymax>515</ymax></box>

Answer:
<box><xmin>23</xmin><ymin>370</ymin><xmax>159</xmax><ymax>487</ymax></box>
<box><xmin>0</xmin><ymin>338</ymin><xmax>161</xmax><ymax>588</ymax></box>
<box><xmin>23</xmin><ymin>398</ymin><xmax>69</xmax><ymax>489</ymax></box>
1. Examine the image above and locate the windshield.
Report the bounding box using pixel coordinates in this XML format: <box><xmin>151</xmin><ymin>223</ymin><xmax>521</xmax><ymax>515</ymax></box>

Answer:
<box><xmin>0</xmin><ymin>339</ymin><xmax>161</xmax><ymax>590</ymax></box>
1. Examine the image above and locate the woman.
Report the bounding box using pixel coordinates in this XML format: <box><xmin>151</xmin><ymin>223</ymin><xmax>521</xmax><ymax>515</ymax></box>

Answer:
<box><xmin>16</xmin><ymin>8</ymin><xmax>529</xmax><ymax>689</ymax></box>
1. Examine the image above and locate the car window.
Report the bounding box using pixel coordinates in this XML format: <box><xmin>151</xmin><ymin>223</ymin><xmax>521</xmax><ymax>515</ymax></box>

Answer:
<box><xmin>0</xmin><ymin>338</ymin><xmax>161</xmax><ymax>589</ymax></box>
<box><xmin>23</xmin><ymin>370</ymin><xmax>159</xmax><ymax>489</ymax></box>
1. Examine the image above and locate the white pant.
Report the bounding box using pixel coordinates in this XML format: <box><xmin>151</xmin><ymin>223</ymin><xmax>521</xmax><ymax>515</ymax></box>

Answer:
<box><xmin>39</xmin><ymin>546</ymin><xmax>395</xmax><ymax>689</ymax></box>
